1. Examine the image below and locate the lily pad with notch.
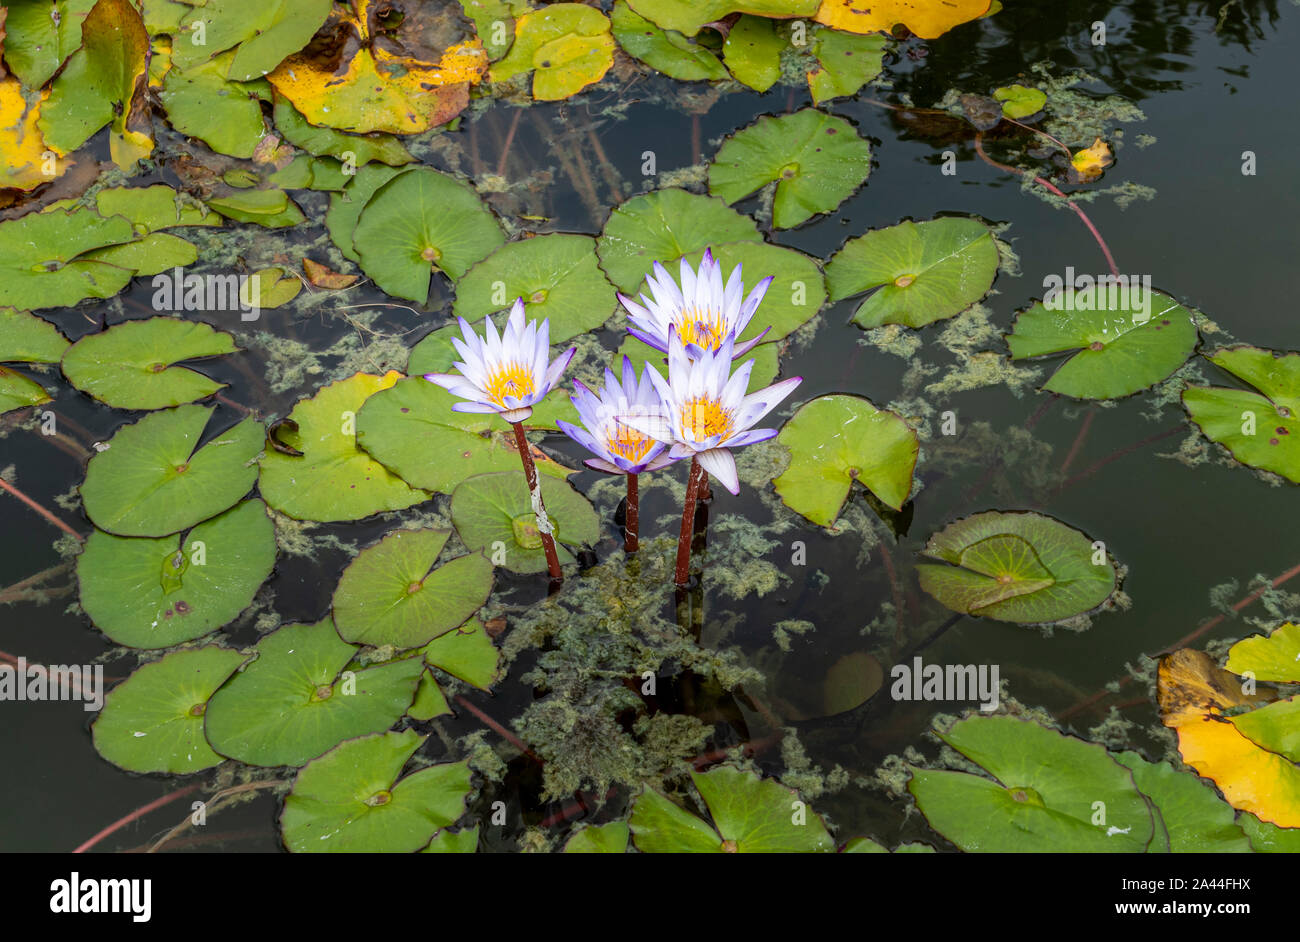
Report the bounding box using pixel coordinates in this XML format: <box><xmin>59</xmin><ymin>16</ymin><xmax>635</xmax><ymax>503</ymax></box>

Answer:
<box><xmin>78</xmin><ymin>498</ymin><xmax>276</xmax><ymax>649</ymax></box>
<box><xmin>825</xmin><ymin>217</ymin><xmax>998</xmax><ymax>329</ymax></box>
<box><xmin>81</xmin><ymin>404</ymin><xmax>263</xmax><ymax>537</ymax></box>
<box><xmin>0</xmin><ymin>207</ymin><xmax>138</xmax><ymax>310</ymax></box>
<box><xmin>281</xmin><ymin>729</ymin><xmax>472</xmax><ymax>852</ymax></box>
<box><xmin>326</xmin><ymin>164</ymin><xmax>409</xmax><ymax>264</ymax></box>
<box><xmin>806</xmin><ymin>26</ymin><xmax>887</xmax><ymax>104</ymax></box>
<box><xmin>609</xmin><ymin>1</ymin><xmax>727</xmax><ymax>81</ymax></box>
<box><xmin>489</xmin><ymin>3</ymin><xmax>615</xmax><ymax>101</ymax></box>
<box><xmin>204</xmin><ymin>618</ymin><xmax>425</xmax><ymax>768</ymax></box>
<box><xmin>916</xmin><ymin>510</ymin><xmax>1116</xmax><ymax>625</ymax></box>
<box><xmin>451</xmin><ymin>471</ymin><xmax>600</xmax><ymax>574</ymax></box>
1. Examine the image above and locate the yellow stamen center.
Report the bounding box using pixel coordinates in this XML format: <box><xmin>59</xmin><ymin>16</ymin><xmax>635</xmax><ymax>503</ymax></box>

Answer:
<box><xmin>674</xmin><ymin>305</ymin><xmax>727</xmax><ymax>350</ymax></box>
<box><xmin>484</xmin><ymin>360</ymin><xmax>536</xmax><ymax>406</ymax></box>
<box><xmin>606</xmin><ymin>420</ymin><xmax>654</xmax><ymax>464</ymax></box>
<box><xmin>680</xmin><ymin>396</ymin><xmax>734</xmax><ymax>442</ymax></box>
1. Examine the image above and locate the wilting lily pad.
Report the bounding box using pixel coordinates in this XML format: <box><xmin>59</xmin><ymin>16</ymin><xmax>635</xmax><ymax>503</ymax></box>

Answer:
<box><xmin>916</xmin><ymin>510</ymin><xmax>1116</xmax><ymax>624</ymax></box>
<box><xmin>0</xmin><ymin>208</ymin><xmax>137</xmax><ymax>310</ymax></box>
<box><xmin>92</xmin><ymin>646</ymin><xmax>247</xmax><ymax>774</ymax></box>
<box><xmin>806</xmin><ymin>27</ymin><xmax>887</xmax><ymax>104</ymax></box>
<box><xmin>82</xmin><ymin>405</ymin><xmax>263</xmax><ymax>537</ymax></box>
<box><xmin>609</xmin><ymin>1</ymin><xmax>727</xmax><ymax>80</ymax></box>
<box><xmin>631</xmin><ymin>766</ymin><xmax>834</xmax><ymax>853</ymax></box>
<box><xmin>815</xmin><ymin>0</ymin><xmax>991</xmax><ymax>38</ymax></box>
<box><xmin>204</xmin><ymin>619</ymin><xmax>424</xmax><ymax>768</ymax></box>
<box><xmin>353</xmin><ymin>168</ymin><xmax>505</xmax><ymax>302</ymax></box>
<box><xmin>78</xmin><ymin>499</ymin><xmax>276</xmax><ymax>649</ymax></box>
<box><xmin>626</xmin><ymin>0</ymin><xmax>818</xmax><ymax>36</ymax></box>
<box><xmin>172</xmin><ymin>0</ymin><xmax>333</xmax><ymax>81</ymax></box>
<box><xmin>564</xmin><ymin>821</ymin><xmax>630</xmax><ymax>853</ymax></box>
<box><xmin>422</xmin><ymin>618</ymin><xmax>501</xmax><ymax>690</ymax></box>
<box><xmin>260</xmin><ymin>371</ymin><xmax>430</xmax><ymax>522</ymax></box>
<box><xmin>354</xmin><ymin>376</ymin><xmax>573</xmax><ymax>495</ymax></box>
<box><xmin>490</xmin><ymin>3</ymin><xmax>615</xmax><ymax>101</ymax></box>
<box><xmin>721</xmin><ymin>16</ymin><xmax>783</xmax><ymax>92</ymax></box>
<box><xmin>773</xmin><ymin>394</ymin><xmax>917</xmax><ymax>525</ymax></box>
<box><xmin>1115</xmin><ymin>751</ymin><xmax>1252</xmax><ymax>852</ymax></box>
<box><xmin>0</xmin><ymin>309</ymin><xmax>69</xmax><ymax>363</ymax></box>
<box><xmin>597</xmin><ymin>188</ymin><xmax>762</xmax><ymax>292</ymax></box>
<box><xmin>281</xmin><ymin>729</ymin><xmax>472</xmax><ymax>853</ymax></box>
<box><xmin>994</xmin><ymin>83</ymin><xmax>1046</xmax><ymax>119</ymax></box>
<box><xmin>159</xmin><ymin>54</ymin><xmax>270</xmax><ymax>159</ymax></box>
<box><xmin>0</xmin><ymin>76</ymin><xmax>67</xmax><ymax>190</ymax></box>
<box><xmin>451</xmin><ymin>471</ymin><xmax>600</xmax><ymax>574</ymax></box>
<box><xmin>61</xmin><ymin>318</ymin><xmax>235</xmax><ymax>410</ymax></box>
<box><xmin>271</xmin><ymin>95</ymin><xmax>414</xmax><ymax>167</ymax></box>
<box><xmin>1183</xmin><ymin>346</ymin><xmax>1300</xmax><ymax>484</ymax></box>
<box><xmin>453</xmin><ymin>234</ymin><xmax>617</xmax><ymax>342</ymax></box>
<box><xmin>333</xmin><ymin>529</ymin><xmax>492</xmax><ymax>650</ymax></box>
<box><xmin>909</xmin><ymin>715</ymin><xmax>1154</xmax><ymax>852</ymax></box>
<box><xmin>825</xmin><ymin>217</ymin><xmax>999</xmax><ymax>328</ymax></box>
<box><xmin>709</xmin><ymin>109</ymin><xmax>871</xmax><ymax>229</ymax></box>
<box><xmin>325</xmin><ymin>164</ymin><xmax>408</xmax><ymax>264</ymax></box>
<box><xmin>1007</xmin><ymin>290</ymin><xmax>1198</xmax><ymax>399</ymax></box>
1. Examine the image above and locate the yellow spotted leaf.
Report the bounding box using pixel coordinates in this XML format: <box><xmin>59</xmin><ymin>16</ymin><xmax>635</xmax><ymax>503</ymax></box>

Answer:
<box><xmin>490</xmin><ymin>4</ymin><xmax>614</xmax><ymax>101</ymax></box>
<box><xmin>0</xmin><ymin>78</ymin><xmax>65</xmax><ymax>190</ymax></box>
<box><xmin>814</xmin><ymin>0</ymin><xmax>990</xmax><ymax>39</ymax></box>
<box><xmin>1070</xmin><ymin>137</ymin><xmax>1113</xmax><ymax>182</ymax></box>
<box><xmin>1158</xmin><ymin>648</ymin><xmax>1300</xmax><ymax>827</ymax></box>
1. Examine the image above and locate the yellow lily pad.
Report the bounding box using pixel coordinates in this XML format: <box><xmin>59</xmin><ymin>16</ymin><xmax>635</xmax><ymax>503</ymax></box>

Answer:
<box><xmin>815</xmin><ymin>0</ymin><xmax>991</xmax><ymax>38</ymax></box>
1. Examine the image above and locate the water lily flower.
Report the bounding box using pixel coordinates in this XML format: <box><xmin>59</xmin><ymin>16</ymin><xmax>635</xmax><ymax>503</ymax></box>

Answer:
<box><xmin>423</xmin><ymin>298</ymin><xmax>575</xmax><ymax>582</ymax></box>
<box><xmin>634</xmin><ymin>330</ymin><xmax>801</xmax><ymax>496</ymax></box>
<box><xmin>617</xmin><ymin>248</ymin><xmax>773</xmax><ymax>360</ymax></box>
<box><xmin>424</xmin><ymin>298</ymin><xmax>575</xmax><ymax>424</ymax></box>
<box><xmin>557</xmin><ymin>356</ymin><xmax>675</xmax><ymax>476</ymax></box>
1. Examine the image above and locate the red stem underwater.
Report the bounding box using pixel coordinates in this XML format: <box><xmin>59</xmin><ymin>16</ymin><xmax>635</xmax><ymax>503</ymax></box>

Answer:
<box><xmin>511</xmin><ymin>422</ymin><xmax>563</xmax><ymax>583</ymax></box>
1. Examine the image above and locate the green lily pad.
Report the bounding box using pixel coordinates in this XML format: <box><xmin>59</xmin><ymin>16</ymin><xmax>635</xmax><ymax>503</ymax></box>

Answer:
<box><xmin>204</xmin><ymin>619</ymin><xmax>425</xmax><ymax>768</ymax></box>
<box><xmin>451</xmin><ymin>471</ymin><xmax>600</xmax><ymax>574</ymax></box>
<box><xmin>489</xmin><ymin>3</ymin><xmax>615</xmax><ymax>101</ymax></box>
<box><xmin>353</xmin><ymin>167</ymin><xmax>505</xmax><ymax>303</ymax></box>
<box><xmin>422</xmin><ymin>617</ymin><xmax>501</xmax><ymax>690</ymax></box>
<box><xmin>77</xmin><ymin>499</ymin><xmax>276</xmax><ymax>649</ymax></box>
<box><xmin>423</xmin><ymin>826</ymin><xmax>481</xmax><ymax>853</ymax></box>
<box><xmin>708</xmin><ymin>109</ymin><xmax>871</xmax><ymax>230</ymax></box>
<box><xmin>631</xmin><ymin>766</ymin><xmax>834</xmax><ymax>853</ymax></box>
<box><xmin>1115</xmin><ymin>751</ymin><xmax>1252</xmax><ymax>853</ymax></box>
<box><xmin>281</xmin><ymin>729</ymin><xmax>472</xmax><ymax>853</ymax></box>
<box><xmin>625</xmin><ymin>0</ymin><xmax>818</xmax><ymax>36</ymax></box>
<box><xmin>81</xmin><ymin>232</ymin><xmax>198</xmax><ymax>277</ymax></box>
<box><xmin>1226</xmin><ymin>622</ymin><xmax>1300</xmax><ymax>682</ymax></box>
<box><xmin>597</xmin><ymin>188</ymin><xmax>762</xmax><ymax>292</ymax></box>
<box><xmin>1007</xmin><ymin>290</ymin><xmax>1198</xmax><ymax>399</ymax></box>
<box><xmin>993</xmin><ymin>83</ymin><xmax>1047</xmax><ymax>119</ymax></box>
<box><xmin>660</xmin><ymin>241</ymin><xmax>826</xmax><ymax>345</ymax></box>
<box><xmin>1183</xmin><ymin>346</ymin><xmax>1300</xmax><ymax>484</ymax></box>
<box><xmin>354</xmin><ymin>375</ymin><xmax>574</xmax><ymax>495</ymax></box>
<box><xmin>333</xmin><ymin>529</ymin><xmax>493</xmax><ymax>650</ymax></box>
<box><xmin>205</xmin><ymin>188</ymin><xmax>305</xmax><ymax>228</ymax></box>
<box><xmin>721</xmin><ymin>16</ymin><xmax>783</xmax><ymax>92</ymax></box>
<box><xmin>458</xmin><ymin>0</ymin><xmax>530</xmax><ymax>61</ymax></box>
<box><xmin>172</xmin><ymin>0</ymin><xmax>333</xmax><ymax>81</ymax></box>
<box><xmin>259</xmin><ymin>371</ymin><xmax>431</xmax><ymax>522</ymax></box>
<box><xmin>2</xmin><ymin>0</ymin><xmax>97</xmax><ymax>88</ymax></box>
<box><xmin>0</xmin><ymin>367</ymin><xmax>53</xmax><ymax>415</ymax></box>
<box><xmin>908</xmin><ymin>715</ymin><xmax>1154</xmax><ymax>852</ymax></box>
<box><xmin>825</xmin><ymin>217</ymin><xmax>999</xmax><ymax>328</ymax></box>
<box><xmin>0</xmin><ymin>308</ymin><xmax>69</xmax><ymax>363</ymax></box>
<box><xmin>272</xmin><ymin>94</ymin><xmax>414</xmax><ymax>167</ymax></box>
<box><xmin>773</xmin><ymin>395</ymin><xmax>917</xmax><ymax>525</ymax></box>
<box><xmin>453</xmin><ymin>234</ymin><xmax>617</xmax><ymax>343</ymax></box>
<box><xmin>807</xmin><ymin>27</ymin><xmax>887</xmax><ymax>105</ymax></box>
<box><xmin>1240</xmin><ymin>813</ymin><xmax>1300</xmax><ymax>852</ymax></box>
<box><xmin>407</xmin><ymin>670</ymin><xmax>453</xmax><ymax>722</ymax></box>
<box><xmin>916</xmin><ymin>510</ymin><xmax>1117</xmax><ymax>624</ymax></box>
<box><xmin>247</xmin><ymin>266</ymin><xmax>303</xmax><ymax>308</ymax></box>
<box><xmin>61</xmin><ymin>318</ymin><xmax>235</xmax><ymax>410</ymax></box>
<box><xmin>94</xmin><ymin>185</ymin><xmax>223</xmax><ymax>231</ymax></box>
<box><xmin>564</xmin><ymin>821</ymin><xmax>630</xmax><ymax>853</ymax></box>
<box><xmin>326</xmin><ymin>164</ymin><xmax>409</xmax><ymax>265</ymax></box>
<box><xmin>159</xmin><ymin>54</ymin><xmax>270</xmax><ymax>159</ymax></box>
<box><xmin>92</xmin><ymin>646</ymin><xmax>247</xmax><ymax>774</ymax></box>
<box><xmin>614</xmin><ymin>334</ymin><xmax>779</xmax><ymax>395</ymax></box>
<box><xmin>0</xmin><ymin>208</ymin><xmax>137</xmax><ymax>310</ymax></box>
<box><xmin>609</xmin><ymin>1</ymin><xmax>727</xmax><ymax>80</ymax></box>
<box><xmin>81</xmin><ymin>405</ymin><xmax>263</xmax><ymax>537</ymax></box>
<box><xmin>1229</xmin><ymin>696</ymin><xmax>1300</xmax><ymax>763</ymax></box>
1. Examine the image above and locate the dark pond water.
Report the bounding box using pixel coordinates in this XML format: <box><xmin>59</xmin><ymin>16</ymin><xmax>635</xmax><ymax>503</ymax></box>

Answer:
<box><xmin>2</xmin><ymin>0</ymin><xmax>1298</xmax><ymax>851</ymax></box>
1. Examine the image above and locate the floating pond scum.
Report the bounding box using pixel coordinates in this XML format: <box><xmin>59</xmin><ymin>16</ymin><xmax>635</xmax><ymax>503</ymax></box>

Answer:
<box><xmin>0</xmin><ymin>0</ymin><xmax>1298</xmax><ymax>880</ymax></box>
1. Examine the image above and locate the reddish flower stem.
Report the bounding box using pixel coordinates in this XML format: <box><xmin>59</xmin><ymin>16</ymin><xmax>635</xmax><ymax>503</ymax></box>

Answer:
<box><xmin>511</xmin><ymin>421</ymin><xmax>562</xmax><ymax>583</ymax></box>
<box><xmin>72</xmin><ymin>784</ymin><xmax>201</xmax><ymax>853</ymax></box>
<box><xmin>624</xmin><ymin>473</ymin><xmax>639</xmax><ymax>553</ymax></box>
<box><xmin>0</xmin><ymin>476</ymin><xmax>84</xmax><ymax>541</ymax></box>
<box><xmin>675</xmin><ymin>458</ymin><xmax>705</xmax><ymax>587</ymax></box>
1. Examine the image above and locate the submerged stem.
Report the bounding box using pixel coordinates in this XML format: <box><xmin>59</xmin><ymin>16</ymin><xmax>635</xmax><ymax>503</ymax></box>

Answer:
<box><xmin>674</xmin><ymin>457</ymin><xmax>705</xmax><ymax>587</ymax></box>
<box><xmin>511</xmin><ymin>421</ymin><xmax>563</xmax><ymax>583</ymax></box>
<box><xmin>625</xmin><ymin>473</ymin><xmax>639</xmax><ymax>553</ymax></box>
